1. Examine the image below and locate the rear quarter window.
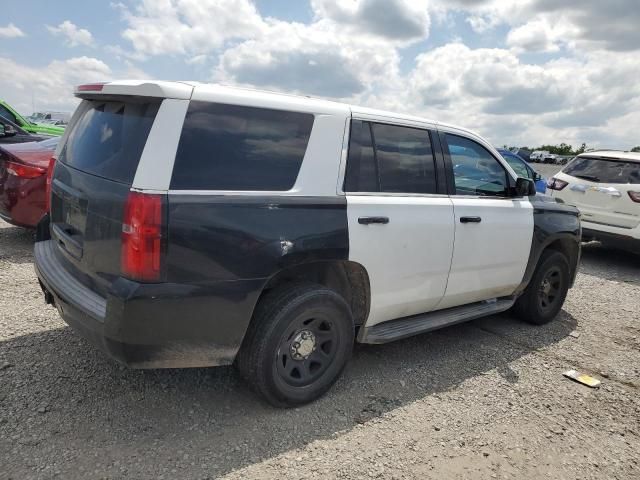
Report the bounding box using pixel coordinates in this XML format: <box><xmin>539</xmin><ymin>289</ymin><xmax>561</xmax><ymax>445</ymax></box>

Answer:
<box><xmin>564</xmin><ymin>157</ymin><xmax>640</xmax><ymax>184</ymax></box>
<box><xmin>170</xmin><ymin>102</ymin><xmax>314</xmax><ymax>191</ymax></box>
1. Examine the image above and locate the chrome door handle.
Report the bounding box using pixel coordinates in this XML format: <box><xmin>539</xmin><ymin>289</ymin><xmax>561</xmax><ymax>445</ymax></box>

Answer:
<box><xmin>597</xmin><ymin>186</ymin><xmax>621</xmax><ymax>197</ymax></box>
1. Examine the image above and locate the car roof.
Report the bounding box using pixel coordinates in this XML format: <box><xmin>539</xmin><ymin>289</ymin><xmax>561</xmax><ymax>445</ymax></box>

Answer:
<box><xmin>75</xmin><ymin>80</ymin><xmax>480</xmax><ymax>139</ymax></box>
<box><xmin>578</xmin><ymin>150</ymin><xmax>640</xmax><ymax>163</ymax></box>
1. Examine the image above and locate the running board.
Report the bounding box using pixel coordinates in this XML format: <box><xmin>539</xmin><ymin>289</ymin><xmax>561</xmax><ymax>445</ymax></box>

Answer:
<box><xmin>358</xmin><ymin>298</ymin><xmax>515</xmax><ymax>344</ymax></box>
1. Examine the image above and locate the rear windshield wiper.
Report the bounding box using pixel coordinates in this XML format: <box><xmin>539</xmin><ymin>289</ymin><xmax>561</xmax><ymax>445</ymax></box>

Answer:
<box><xmin>573</xmin><ymin>174</ymin><xmax>600</xmax><ymax>182</ymax></box>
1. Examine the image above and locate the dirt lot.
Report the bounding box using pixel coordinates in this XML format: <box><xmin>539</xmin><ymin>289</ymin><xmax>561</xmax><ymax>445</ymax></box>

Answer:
<box><xmin>1</xmin><ymin>167</ymin><xmax>639</xmax><ymax>479</ymax></box>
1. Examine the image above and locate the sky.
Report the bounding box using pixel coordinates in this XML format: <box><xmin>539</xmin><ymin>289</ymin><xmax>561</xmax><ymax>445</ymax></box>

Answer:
<box><xmin>1</xmin><ymin>0</ymin><xmax>639</xmax><ymax>149</ymax></box>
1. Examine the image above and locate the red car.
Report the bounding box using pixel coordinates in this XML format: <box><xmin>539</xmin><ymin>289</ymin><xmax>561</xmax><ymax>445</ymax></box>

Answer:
<box><xmin>0</xmin><ymin>137</ymin><xmax>58</xmax><ymax>228</ymax></box>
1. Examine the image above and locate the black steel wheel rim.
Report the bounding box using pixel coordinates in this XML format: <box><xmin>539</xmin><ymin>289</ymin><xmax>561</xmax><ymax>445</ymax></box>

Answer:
<box><xmin>538</xmin><ymin>266</ymin><xmax>562</xmax><ymax>312</ymax></box>
<box><xmin>275</xmin><ymin>314</ymin><xmax>339</xmax><ymax>387</ymax></box>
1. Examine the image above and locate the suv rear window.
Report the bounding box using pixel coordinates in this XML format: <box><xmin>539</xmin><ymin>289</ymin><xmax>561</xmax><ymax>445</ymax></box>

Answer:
<box><xmin>59</xmin><ymin>99</ymin><xmax>160</xmax><ymax>184</ymax></box>
<box><xmin>564</xmin><ymin>157</ymin><xmax>640</xmax><ymax>184</ymax></box>
<box><xmin>170</xmin><ymin>102</ymin><xmax>314</xmax><ymax>191</ymax></box>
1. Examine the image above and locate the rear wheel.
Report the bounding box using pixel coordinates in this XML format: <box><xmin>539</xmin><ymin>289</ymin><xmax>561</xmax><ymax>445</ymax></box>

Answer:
<box><xmin>236</xmin><ymin>283</ymin><xmax>354</xmax><ymax>407</ymax></box>
<box><xmin>513</xmin><ymin>250</ymin><xmax>570</xmax><ymax>325</ymax></box>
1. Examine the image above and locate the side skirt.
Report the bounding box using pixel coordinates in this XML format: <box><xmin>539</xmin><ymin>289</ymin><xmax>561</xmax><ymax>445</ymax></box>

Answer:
<box><xmin>357</xmin><ymin>297</ymin><xmax>515</xmax><ymax>344</ymax></box>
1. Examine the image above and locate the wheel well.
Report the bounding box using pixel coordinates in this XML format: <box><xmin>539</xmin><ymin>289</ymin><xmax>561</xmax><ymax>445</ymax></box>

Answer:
<box><xmin>258</xmin><ymin>261</ymin><xmax>371</xmax><ymax>326</ymax></box>
<box><xmin>544</xmin><ymin>237</ymin><xmax>580</xmax><ymax>279</ymax></box>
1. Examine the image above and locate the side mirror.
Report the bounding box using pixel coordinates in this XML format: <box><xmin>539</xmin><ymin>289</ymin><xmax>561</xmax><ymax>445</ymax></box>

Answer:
<box><xmin>515</xmin><ymin>177</ymin><xmax>536</xmax><ymax>197</ymax></box>
<box><xmin>0</xmin><ymin>123</ymin><xmax>16</xmax><ymax>137</ymax></box>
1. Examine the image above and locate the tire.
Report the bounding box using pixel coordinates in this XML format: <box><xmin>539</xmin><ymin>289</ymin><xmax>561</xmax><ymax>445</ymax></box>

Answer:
<box><xmin>236</xmin><ymin>283</ymin><xmax>354</xmax><ymax>407</ymax></box>
<box><xmin>513</xmin><ymin>250</ymin><xmax>570</xmax><ymax>325</ymax></box>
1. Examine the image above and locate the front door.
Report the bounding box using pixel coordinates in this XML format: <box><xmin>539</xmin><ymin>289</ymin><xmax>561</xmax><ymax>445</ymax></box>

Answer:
<box><xmin>344</xmin><ymin>119</ymin><xmax>455</xmax><ymax>327</ymax></box>
<box><xmin>437</xmin><ymin>132</ymin><xmax>533</xmax><ymax>310</ymax></box>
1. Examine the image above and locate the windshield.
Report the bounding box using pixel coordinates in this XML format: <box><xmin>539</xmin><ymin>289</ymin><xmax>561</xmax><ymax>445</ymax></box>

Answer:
<box><xmin>502</xmin><ymin>154</ymin><xmax>531</xmax><ymax>179</ymax></box>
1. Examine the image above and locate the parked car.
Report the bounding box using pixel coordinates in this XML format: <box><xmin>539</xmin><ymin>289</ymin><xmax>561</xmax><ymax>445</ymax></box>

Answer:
<box><xmin>0</xmin><ymin>137</ymin><xmax>58</xmax><ymax>228</ymax></box>
<box><xmin>529</xmin><ymin>150</ymin><xmax>550</xmax><ymax>163</ymax></box>
<box><xmin>543</xmin><ymin>153</ymin><xmax>559</xmax><ymax>164</ymax></box>
<box><xmin>0</xmin><ymin>100</ymin><xmax>65</xmax><ymax>136</ymax></box>
<box><xmin>547</xmin><ymin>151</ymin><xmax>640</xmax><ymax>254</ymax></box>
<box><xmin>26</xmin><ymin>111</ymin><xmax>71</xmax><ymax>126</ymax></box>
<box><xmin>34</xmin><ymin>81</ymin><xmax>581</xmax><ymax>407</ymax></box>
<box><xmin>497</xmin><ymin>149</ymin><xmax>547</xmax><ymax>193</ymax></box>
<box><xmin>0</xmin><ymin>115</ymin><xmax>52</xmax><ymax>144</ymax></box>
<box><xmin>512</xmin><ymin>148</ymin><xmax>532</xmax><ymax>162</ymax></box>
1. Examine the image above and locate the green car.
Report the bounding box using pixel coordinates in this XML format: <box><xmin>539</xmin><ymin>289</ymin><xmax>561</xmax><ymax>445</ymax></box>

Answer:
<box><xmin>0</xmin><ymin>100</ymin><xmax>65</xmax><ymax>136</ymax></box>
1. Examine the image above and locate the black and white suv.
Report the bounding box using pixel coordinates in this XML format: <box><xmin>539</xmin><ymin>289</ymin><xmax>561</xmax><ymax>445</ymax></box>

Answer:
<box><xmin>35</xmin><ymin>81</ymin><xmax>581</xmax><ymax>406</ymax></box>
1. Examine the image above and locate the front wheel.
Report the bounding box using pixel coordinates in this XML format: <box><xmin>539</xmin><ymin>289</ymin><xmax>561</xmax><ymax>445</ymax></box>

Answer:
<box><xmin>513</xmin><ymin>250</ymin><xmax>570</xmax><ymax>325</ymax></box>
<box><xmin>236</xmin><ymin>283</ymin><xmax>354</xmax><ymax>407</ymax></box>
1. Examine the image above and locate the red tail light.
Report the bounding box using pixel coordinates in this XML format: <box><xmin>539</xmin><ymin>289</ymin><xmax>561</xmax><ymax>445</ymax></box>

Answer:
<box><xmin>121</xmin><ymin>192</ymin><xmax>164</xmax><ymax>282</ymax></box>
<box><xmin>628</xmin><ymin>191</ymin><xmax>640</xmax><ymax>203</ymax></box>
<box><xmin>45</xmin><ymin>157</ymin><xmax>56</xmax><ymax>212</ymax></box>
<box><xmin>547</xmin><ymin>177</ymin><xmax>568</xmax><ymax>191</ymax></box>
<box><xmin>6</xmin><ymin>161</ymin><xmax>47</xmax><ymax>179</ymax></box>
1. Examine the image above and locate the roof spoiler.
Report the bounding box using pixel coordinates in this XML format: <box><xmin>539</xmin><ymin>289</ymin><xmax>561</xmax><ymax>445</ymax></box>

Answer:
<box><xmin>74</xmin><ymin>80</ymin><xmax>193</xmax><ymax>100</ymax></box>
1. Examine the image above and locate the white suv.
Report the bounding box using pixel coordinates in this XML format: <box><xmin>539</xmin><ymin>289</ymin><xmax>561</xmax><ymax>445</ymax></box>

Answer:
<box><xmin>34</xmin><ymin>80</ymin><xmax>581</xmax><ymax>406</ymax></box>
<box><xmin>547</xmin><ymin>151</ymin><xmax>640</xmax><ymax>254</ymax></box>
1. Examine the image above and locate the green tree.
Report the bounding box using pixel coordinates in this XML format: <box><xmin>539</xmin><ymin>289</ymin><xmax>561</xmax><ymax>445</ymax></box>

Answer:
<box><xmin>630</xmin><ymin>146</ymin><xmax>640</xmax><ymax>152</ymax></box>
<box><xmin>575</xmin><ymin>143</ymin><xmax>587</xmax><ymax>154</ymax></box>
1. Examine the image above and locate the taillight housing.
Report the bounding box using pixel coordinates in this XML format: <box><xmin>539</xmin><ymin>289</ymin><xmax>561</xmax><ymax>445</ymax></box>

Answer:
<box><xmin>45</xmin><ymin>156</ymin><xmax>56</xmax><ymax>212</ymax></box>
<box><xmin>76</xmin><ymin>82</ymin><xmax>105</xmax><ymax>92</ymax></box>
<box><xmin>121</xmin><ymin>191</ymin><xmax>164</xmax><ymax>282</ymax></box>
<box><xmin>628</xmin><ymin>191</ymin><xmax>640</xmax><ymax>203</ymax></box>
<box><xmin>5</xmin><ymin>161</ymin><xmax>47</xmax><ymax>179</ymax></box>
<box><xmin>547</xmin><ymin>177</ymin><xmax>568</xmax><ymax>191</ymax></box>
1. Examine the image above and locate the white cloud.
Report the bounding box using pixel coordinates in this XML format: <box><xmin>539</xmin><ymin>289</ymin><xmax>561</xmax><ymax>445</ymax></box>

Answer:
<box><xmin>311</xmin><ymin>0</ymin><xmax>430</xmax><ymax>42</ymax></box>
<box><xmin>0</xmin><ymin>56</ymin><xmax>111</xmax><ymax>114</ymax></box>
<box><xmin>47</xmin><ymin>21</ymin><xmax>95</xmax><ymax>47</ymax></box>
<box><xmin>386</xmin><ymin>42</ymin><xmax>640</xmax><ymax>148</ymax></box>
<box><xmin>118</xmin><ymin>0</ymin><xmax>266</xmax><ymax>56</ymax></box>
<box><xmin>0</xmin><ymin>23</ymin><xmax>25</xmax><ymax>38</ymax></box>
<box><xmin>506</xmin><ymin>19</ymin><xmax>561</xmax><ymax>53</ymax></box>
<box><xmin>215</xmin><ymin>18</ymin><xmax>401</xmax><ymax>99</ymax></box>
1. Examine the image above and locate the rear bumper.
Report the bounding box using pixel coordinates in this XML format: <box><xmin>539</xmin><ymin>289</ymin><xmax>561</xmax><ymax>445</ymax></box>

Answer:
<box><xmin>582</xmin><ymin>226</ymin><xmax>640</xmax><ymax>255</ymax></box>
<box><xmin>34</xmin><ymin>240</ymin><xmax>265</xmax><ymax>368</ymax></box>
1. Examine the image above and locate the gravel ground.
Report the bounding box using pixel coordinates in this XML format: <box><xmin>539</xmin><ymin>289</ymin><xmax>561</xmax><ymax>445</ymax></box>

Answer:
<box><xmin>1</xmin><ymin>167</ymin><xmax>639</xmax><ymax>479</ymax></box>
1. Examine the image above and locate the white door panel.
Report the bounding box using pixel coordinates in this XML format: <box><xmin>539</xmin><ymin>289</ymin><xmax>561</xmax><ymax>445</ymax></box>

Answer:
<box><xmin>436</xmin><ymin>198</ymin><xmax>533</xmax><ymax>310</ymax></box>
<box><xmin>347</xmin><ymin>195</ymin><xmax>455</xmax><ymax>327</ymax></box>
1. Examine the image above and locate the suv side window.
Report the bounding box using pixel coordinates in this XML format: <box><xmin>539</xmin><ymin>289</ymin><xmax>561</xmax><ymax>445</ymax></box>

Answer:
<box><xmin>344</xmin><ymin>120</ymin><xmax>378</xmax><ymax>192</ymax></box>
<box><xmin>344</xmin><ymin>120</ymin><xmax>437</xmax><ymax>194</ymax></box>
<box><xmin>445</xmin><ymin>134</ymin><xmax>509</xmax><ymax>196</ymax></box>
<box><xmin>171</xmin><ymin>102</ymin><xmax>314</xmax><ymax>191</ymax></box>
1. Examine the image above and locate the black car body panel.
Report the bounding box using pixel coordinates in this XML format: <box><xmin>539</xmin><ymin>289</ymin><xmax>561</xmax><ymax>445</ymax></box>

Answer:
<box><xmin>36</xmin><ymin>194</ymin><xmax>349</xmax><ymax>368</ymax></box>
<box><xmin>166</xmin><ymin>195</ymin><xmax>349</xmax><ymax>283</ymax></box>
<box><xmin>50</xmin><ymin>162</ymin><xmax>133</xmax><ymax>295</ymax></box>
<box><xmin>514</xmin><ymin>194</ymin><xmax>581</xmax><ymax>295</ymax></box>
<box><xmin>36</xmin><ymin>239</ymin><xmax>267</xmax><ymax>367</ymax></box>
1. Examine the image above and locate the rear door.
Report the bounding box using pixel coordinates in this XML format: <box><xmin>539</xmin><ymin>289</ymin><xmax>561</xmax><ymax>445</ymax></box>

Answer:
<box><xmin>555</xmin><ymin>156</ymin><xmax>640</xmax><ymax>229</ymax></box>
<box><xmin>438</xmin><ymin>132</ymin><xmax>533</xmax><ymax>310</ymax></box>
<box><xmin>344</xmin><ymin>119</ymin><xmax>455</xmax><ymax>327</ymax></box>
<box><xmin>49</xmin><ymin>97</ymin><xmax>164</xmax><ymax>292</ymax></box>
